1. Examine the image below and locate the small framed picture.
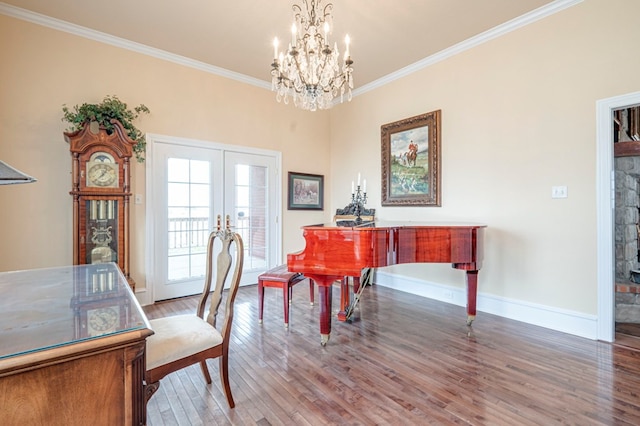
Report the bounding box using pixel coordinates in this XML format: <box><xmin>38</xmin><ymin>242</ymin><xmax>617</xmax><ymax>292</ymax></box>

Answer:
<box><xmin>288</xmin><ymin>172</ymin><xmax>324</xmax><ymax>210</ymax></box>
<box><xmin>381</xmin><ymin>110</ymin><xmax>441</xmax><ymax>206</ymax></box>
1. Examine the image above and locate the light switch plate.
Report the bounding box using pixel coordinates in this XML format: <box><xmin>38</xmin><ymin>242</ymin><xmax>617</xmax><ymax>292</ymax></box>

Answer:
<box><xmin>551</xmin><ymin>186</ymin><xmax>568</xmax><ymax>198</ymax></box>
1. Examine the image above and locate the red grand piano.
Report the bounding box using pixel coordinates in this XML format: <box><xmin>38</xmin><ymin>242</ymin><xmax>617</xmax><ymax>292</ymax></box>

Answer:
<box><xmin>287</xmin><ymin>221</ymin><xmax>486</xmax><ymax>345</ymax></box>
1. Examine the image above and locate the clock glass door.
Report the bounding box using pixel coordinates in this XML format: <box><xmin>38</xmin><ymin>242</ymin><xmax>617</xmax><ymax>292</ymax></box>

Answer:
<box><xmin>85</xmin><ymin>200</ymin><xmax>118</xmax><ymax>264</ymax></box>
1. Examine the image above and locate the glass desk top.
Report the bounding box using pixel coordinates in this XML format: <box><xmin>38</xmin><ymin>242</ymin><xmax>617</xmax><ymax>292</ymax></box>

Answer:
<box><xmin>0</xmin><ymin>263</ymin><xmax>149</xmax><ymax>360</ymax></box>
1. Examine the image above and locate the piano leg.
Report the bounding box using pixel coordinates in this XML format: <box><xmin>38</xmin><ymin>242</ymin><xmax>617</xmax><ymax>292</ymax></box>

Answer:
<box><xmin>318</xmin><ymin>284</ymin><xmax>333</xmax><ymax>346</ymax></box>
<box><xmin>337</xmin><ymin>277</ymin><xmax>351</xmax><ymax>322</ymax></box>
<box><xmin>305</xmin><ymin>274</ymin><xmax>353</xmax><ymax>345</ymax></box>
<box><xmin>466</xmin><ymin>270</ymin><xmax>478</xmax><ymax>326</ymax></box>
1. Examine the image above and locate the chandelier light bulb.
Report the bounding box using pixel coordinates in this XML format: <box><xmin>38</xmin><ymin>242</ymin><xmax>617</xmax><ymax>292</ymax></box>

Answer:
<box><xmin>270</xmin><ymin>0</ymin><xmax>354</xmax><ymax>111</ymax></box>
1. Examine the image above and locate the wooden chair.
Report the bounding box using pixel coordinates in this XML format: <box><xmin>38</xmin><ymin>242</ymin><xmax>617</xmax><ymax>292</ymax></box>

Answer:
<box><xmin>145</xmin><ymin>217</ymin><xmax>244</xmax><ymax>408</ymax></box>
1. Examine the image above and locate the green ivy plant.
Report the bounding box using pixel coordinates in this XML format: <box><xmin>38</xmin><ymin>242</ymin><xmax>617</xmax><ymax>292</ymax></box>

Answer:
<box><xmin>62</xmin><ymin>95</ymin><xmax>150</xmax><ymax>162</ymax></box>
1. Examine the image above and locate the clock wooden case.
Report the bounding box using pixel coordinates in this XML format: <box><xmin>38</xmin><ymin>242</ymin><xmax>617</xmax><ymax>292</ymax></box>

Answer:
<box><xmin>66</xmin><ymin>120</ymin><xmax>136</xmax><ymax>289</ymax></box>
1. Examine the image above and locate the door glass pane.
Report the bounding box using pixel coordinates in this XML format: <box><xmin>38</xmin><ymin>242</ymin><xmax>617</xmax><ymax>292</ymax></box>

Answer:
<box><xmin>190</xmin><ymin>182</ymin><xmax>210</xmax><ymax>206</ymax></box>
<box><xmin>234</xmin><ymin>164</ymin><xmax>268</xmax><ymax>270</ymax></box>
<box><xmin>167</xmin><ymin>158</ymin><xmax>211</xmax><ymax>281</ymax></box>
<box><xmin>191</xmin><ymin>160</ymin><xmax>210</xmax><ymax>183</ymax></box>
<box><xmin>168</xmin><ymin>158</ymin><xmax>189</xmax><ymax>182</ymax></box>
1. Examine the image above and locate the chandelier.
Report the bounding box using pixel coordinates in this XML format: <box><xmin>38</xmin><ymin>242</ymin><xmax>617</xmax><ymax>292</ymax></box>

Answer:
<box><xmin>271</xmin><ymin>0</ymin><xmax>354</xmax><ymax>111</ymax></box>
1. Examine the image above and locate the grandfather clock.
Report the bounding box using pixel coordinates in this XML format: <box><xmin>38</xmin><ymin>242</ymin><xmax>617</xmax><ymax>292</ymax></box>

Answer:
<box><xmin>66</xmin><ymin>120</ymin><xmax>135</xmax><ymax>290</ymax></box>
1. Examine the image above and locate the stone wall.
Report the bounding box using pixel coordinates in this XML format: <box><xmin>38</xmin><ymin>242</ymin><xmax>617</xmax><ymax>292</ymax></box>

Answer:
<box><xmin>615</xmin><ymin>156</ymin><xmax>640</xmax><ymax>323</ymax></box>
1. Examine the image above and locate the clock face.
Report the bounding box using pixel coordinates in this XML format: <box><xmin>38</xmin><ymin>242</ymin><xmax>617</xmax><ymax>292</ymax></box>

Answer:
<box><xmin>86</xmin><ymin>152</ymin><xmax>119</xmax><ymax>188</ymax></box>
<box><xmin>88</xmin><ymin>163</ymin><xmax>118</xmax><ymax>187</ymax></box>
<box><xmin>87</xmin><ymin>306</ymin><xmax>119</xmax><ymax>336</ymax></box>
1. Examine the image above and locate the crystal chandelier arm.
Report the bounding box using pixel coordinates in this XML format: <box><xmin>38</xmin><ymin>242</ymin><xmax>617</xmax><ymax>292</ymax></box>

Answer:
<box><xmin>320</xmin><ymin>2</ymin><xmax>333</xmax><ymax>26</ymax></box>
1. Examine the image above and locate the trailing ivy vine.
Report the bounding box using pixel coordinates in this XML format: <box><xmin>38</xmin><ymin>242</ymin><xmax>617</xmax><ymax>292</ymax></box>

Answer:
<box><xmin>62</xmin><ymin>95</ymin><xmax>150</xmax><ymax>162</ymax></box>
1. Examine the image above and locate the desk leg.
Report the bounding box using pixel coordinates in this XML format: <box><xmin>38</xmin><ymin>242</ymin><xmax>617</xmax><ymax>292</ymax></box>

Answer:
<box><xmin>466</xmin><ymin>270</ymin><xmax>478</xmax><ymax>326</ymax></box>
<box><xmin>318</xmin><ymin>284</ymin><xmax>333</xmax><ymax>346</ymax></box>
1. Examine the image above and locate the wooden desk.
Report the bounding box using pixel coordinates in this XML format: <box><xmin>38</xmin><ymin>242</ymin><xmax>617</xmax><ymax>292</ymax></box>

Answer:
<box><xmin>0</xmin><ymin>263</ymin><xmax>153</xmax><ymax>426</ymax></box>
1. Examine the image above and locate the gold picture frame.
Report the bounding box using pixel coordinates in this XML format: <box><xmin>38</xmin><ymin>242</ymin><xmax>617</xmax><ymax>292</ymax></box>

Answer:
<box><xmin>381</xmin><ymin>110</ymin><xmax>441</xmax><ymax>206</ymax></box>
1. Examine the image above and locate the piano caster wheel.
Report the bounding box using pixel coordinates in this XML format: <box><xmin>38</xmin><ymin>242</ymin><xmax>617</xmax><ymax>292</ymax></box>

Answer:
<box><xmin>320</xmin><ymin>334</ymin><xmax>330</xmax><ymax>346</ymax></box>
<box><xmin>466</xmin><ymin>315</ymin><xmax>475</xmax><ymax>326</ymax></box>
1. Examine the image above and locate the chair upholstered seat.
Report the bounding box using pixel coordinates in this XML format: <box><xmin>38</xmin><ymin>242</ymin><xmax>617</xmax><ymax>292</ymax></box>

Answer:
<box><xmin>146</xmin><ymin>315</ymin><xmax>223</xmax><ymax>370</ymax></box>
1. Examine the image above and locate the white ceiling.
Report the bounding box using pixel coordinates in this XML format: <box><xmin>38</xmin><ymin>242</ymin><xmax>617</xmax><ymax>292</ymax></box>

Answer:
<box><xmin>2</xmin><ymin>0</ymin><xmax>562</xmax><ymax>89</ymax></box>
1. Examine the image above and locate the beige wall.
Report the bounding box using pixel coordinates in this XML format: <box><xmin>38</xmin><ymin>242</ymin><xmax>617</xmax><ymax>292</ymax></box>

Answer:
<box><xmin>0</xmin><ymin>14</ymin><xmax>330</xmax><ymax>286</ymax></box>
<box><xmin>1</xmin><ymin>0</ymin><xmax>639</xmax><ymax>320</ymax></box>
<box><xmin>329</xmin><ymin>0</ymin><xmax>640</xmax><ymax>316</ymax></box>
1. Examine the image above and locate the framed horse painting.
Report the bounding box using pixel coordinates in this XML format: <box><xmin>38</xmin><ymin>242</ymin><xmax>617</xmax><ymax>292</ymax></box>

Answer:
<box><xmin>381</xmin><ymin>110</ymin><xmax>441</xmax><ymax>206</ymax></box>
<box><xmin>287</xmin><ymin>171</ymin><xmax>324</xmax><ymax>210</ymax></box>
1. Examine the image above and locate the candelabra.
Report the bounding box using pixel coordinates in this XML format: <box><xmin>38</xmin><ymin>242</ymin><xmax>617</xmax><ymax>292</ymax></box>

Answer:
<box><xmin>350</xmin><ymin>183</ymin><xmax>368</xmax><ymax>224</ymax></box>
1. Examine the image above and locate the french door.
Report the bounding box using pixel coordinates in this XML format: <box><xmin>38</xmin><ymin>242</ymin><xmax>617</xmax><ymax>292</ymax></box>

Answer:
<box><xmin>148</xmin><ymin>136</ymin><xmax>280</xmax><ymax>301</ymax></box>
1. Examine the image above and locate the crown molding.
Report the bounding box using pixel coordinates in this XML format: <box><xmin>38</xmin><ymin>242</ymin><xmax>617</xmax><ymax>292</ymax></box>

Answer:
<box><xmin>352</xmin><ymin>0</ymin><xmax>583</xmax><ymax>97</ymax></box>
<box><xmin>0</xmin><ymin>2</ymin><xmax>271</xmax><ymax>91</ymax></box>
<box><xmin>1</xmin><ymin>0</ymin><xmax>581</xmax><ymax>97</ymax></box>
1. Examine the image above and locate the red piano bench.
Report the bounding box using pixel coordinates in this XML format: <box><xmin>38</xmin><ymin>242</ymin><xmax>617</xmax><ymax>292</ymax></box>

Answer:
<box><xmin>258</xmin><ymin>265</ymin><xmax>314</xmax><ymax>328</ymax></box>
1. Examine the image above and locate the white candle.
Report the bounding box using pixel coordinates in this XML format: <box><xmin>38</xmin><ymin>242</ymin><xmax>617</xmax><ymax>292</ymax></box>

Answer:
<box><xmin>273</xmin><ymin>37</ymin><xmax>279</xmax><ymax>60</ymax></box>
<box><xmin>357</xmin><ymin>172</ymin><xmax>360</xmax><ymax>186</ymax></box>
<box><xmin>363</xmin><ymin>179</ymin><xmax>367</xmax><ymax>193</ymax></box>
<box><xmin>324</xmin><ymin>22</ymin><xmax>330</xmax><ymax>44</ymax></box>
<box><xmin>344</xmin><ymin>34</ymin><xmax>351</xmax><ymax>58</ymax></box>
<box><xmin>291</xmin><ymin>23</ymin><xmax>297</xmax><ymax>45</ymax></box>
<box><xmin>351</xmin><ymin>181</ymin><xmax>354</xmax><ymax>194</ymax></box>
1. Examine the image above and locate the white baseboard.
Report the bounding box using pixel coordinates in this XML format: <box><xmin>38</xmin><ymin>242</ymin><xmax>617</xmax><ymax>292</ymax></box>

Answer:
<box><xmin>134</xmin><ymin>288</ymin><xmax>152</xmax><ymax>307</ymax></box>
<box><xmin>374</xmin><ymin>270</ymin><xmax>598</xmax><ymax>340</ymax></box>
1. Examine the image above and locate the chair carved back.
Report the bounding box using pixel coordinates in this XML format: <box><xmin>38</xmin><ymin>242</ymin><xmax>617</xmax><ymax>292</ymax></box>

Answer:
<box><xmin>197</xmin><ymin>226</ymin><xmax>244</xmax><ymax>340</ymax></box>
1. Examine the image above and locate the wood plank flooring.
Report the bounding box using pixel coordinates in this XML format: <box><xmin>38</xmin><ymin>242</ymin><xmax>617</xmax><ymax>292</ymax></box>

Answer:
<box><xmin>143</xmin><ymin>283</ymin><xmax>640</xmax><ymax>425</ymax></box>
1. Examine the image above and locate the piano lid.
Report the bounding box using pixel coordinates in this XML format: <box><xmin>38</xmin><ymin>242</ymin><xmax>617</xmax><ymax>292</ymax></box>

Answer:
<box><xmin>304</xmin><ymin>220</ymin><xmax>487</xmax><ymax>229</ymax></box>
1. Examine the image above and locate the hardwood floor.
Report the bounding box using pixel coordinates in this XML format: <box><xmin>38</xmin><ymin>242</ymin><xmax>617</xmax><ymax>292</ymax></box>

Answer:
<box><xmin>144</xmin><ymin>283</ymin><xmax>640</xmax><ymax>425</ymax></box>
<box><xmin>616</xmin><ymin>322</ymin><xmax>640</xmax><ymax>339</ymax></box>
